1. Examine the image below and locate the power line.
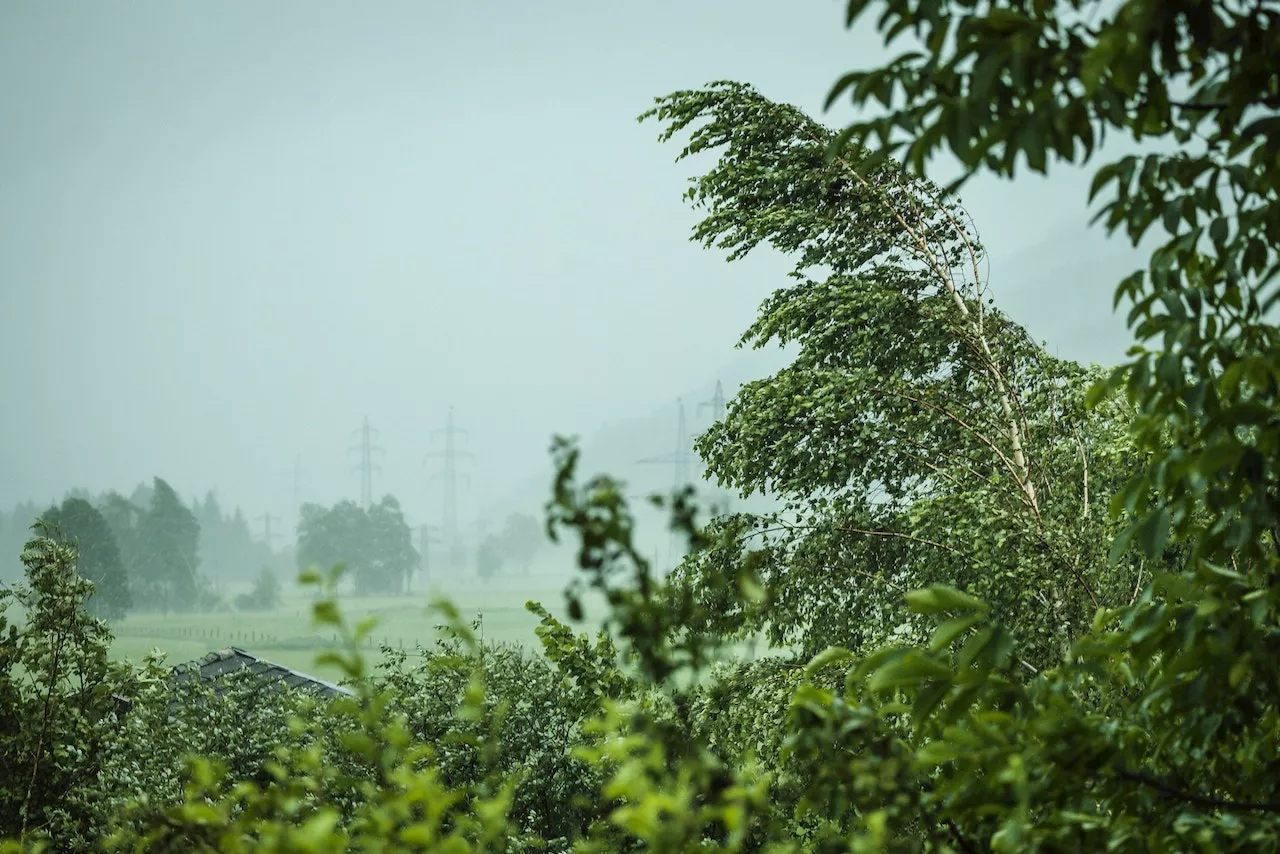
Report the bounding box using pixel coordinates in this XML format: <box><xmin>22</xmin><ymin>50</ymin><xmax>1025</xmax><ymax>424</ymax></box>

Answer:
<box><xmin>424</xmin><ymin>407</ymin><xmax>474</xmax><ymax>567</ymax></box>
<box><xmin>348</xmin><ymin>416</ymin><xmax>385</xmax><ymax>509</ymax></box>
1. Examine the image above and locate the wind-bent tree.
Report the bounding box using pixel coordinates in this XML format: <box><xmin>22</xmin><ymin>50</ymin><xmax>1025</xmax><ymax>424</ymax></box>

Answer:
<box><xmin>476</xmin><ymin>535</ymin><xmax>503</xmax><ymax>584</ymax></box>
<box><xmin>728</xmin><ymin>1</ymin><xmax>1280</xmax><ymax>848</ymax></box>
<box><xmin>96</xmin><ymin>492</ymin><xmax>143</xmax><ymax>579</ymax></box>
<box><xmin>134</xmin><ymin>478</ymin><xmax>201</xmax><ymax>612</ymax></box>
<box><xmin>39</xmin><ymin>498</ymin><xmax>132</xmax><ymax>620</ymax></box>
<box><xmin>825</xmin><ymin>0</ymin><xmax>1279</xmax><ymax>569</ymax></box>
<box><xmin>643</xmin><ymin>82</ymin><xmax>1143</xmax><ymax>667</ymax></box>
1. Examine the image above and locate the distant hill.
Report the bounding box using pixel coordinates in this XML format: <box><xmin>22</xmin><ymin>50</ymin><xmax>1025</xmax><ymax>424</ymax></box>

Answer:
<box><xmin>475</xmin><ymin>344</ymin><xmax>788</xmax><ymax>558</ymax></box>
<box><xmin>473</xmin><ymin>215</ymin><xmax>1148</xmax><ymax>569</ymax></box>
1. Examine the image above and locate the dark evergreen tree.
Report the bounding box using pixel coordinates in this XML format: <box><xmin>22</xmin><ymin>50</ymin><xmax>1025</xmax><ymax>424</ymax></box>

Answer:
<box><xmin>97</xmin><ymin>492</ymin><xmax>143</xmax><ymax>579</ymax></box>
<box><xmin>134</xmin><ymin>478</ymin><xmax>200</xmax><ymax>612</ymax></box>
<box><xmin>39</xmin><ymin>498</ymin><xmax>132</xmax><ymax>620</ymax></box>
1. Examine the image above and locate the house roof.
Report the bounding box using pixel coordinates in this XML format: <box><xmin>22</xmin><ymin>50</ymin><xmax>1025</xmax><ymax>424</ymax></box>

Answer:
<box><xmin>170</xmin><ymin>647</ymin><xmax>354</xmax><ymax>700</ymax></box>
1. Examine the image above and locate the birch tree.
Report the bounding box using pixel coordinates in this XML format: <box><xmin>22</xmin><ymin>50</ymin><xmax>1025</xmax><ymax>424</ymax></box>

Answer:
<box><xmin>641</xmin><ymin>82</ymin><xmax>1145</xmax><ymax>666</ymax></box>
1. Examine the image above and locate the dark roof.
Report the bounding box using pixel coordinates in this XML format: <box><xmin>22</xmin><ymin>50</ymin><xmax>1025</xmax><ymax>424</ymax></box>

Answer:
<box><xmin>170</xmin><ymin>647</ymin><xmax>354</xmax><ymax>700</ymax></box>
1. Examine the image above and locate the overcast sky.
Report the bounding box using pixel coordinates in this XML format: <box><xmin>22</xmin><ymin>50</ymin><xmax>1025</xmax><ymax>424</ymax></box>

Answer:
<box><xmin>0</xmin><ymin>1</ymin><xmax>1144</xmax><ymax>539</ymax></box>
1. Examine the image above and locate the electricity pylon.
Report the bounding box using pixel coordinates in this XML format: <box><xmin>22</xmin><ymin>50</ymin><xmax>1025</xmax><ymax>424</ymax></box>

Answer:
<box><xmin>424</xmin><ymin>407</ymin><xmax>473</xmax><ymax>569</ymax></box>
<box><xmin>636</xmin><ymin>398</ymin><xmax>699</xmax><ymax>569</ymax></box>
<box><xmin>698</xmin><ymin>380</ymin><xmax>733</xmax><ymax>514</ymax></box>
<box><xmin>638</xmin><ymin>398</ymin><xmax>696</xmax><ymax>490</ymax></box>
<box><xmin>698</xmin><ymin>380</ymin><xmax>727</xmax><ymax>423</ymax></box>
<box><xmin>349</xmin><ymin>417</ymin><xmax>385</xmax><ymax>509</ymax></box>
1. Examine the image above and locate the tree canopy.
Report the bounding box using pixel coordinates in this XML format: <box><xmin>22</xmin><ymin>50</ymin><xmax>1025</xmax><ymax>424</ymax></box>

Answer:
<box><xmin>39</xmin><ymin>498</ymin><xmax>131</xmax><ymax>620</ymax></box>
<box><xmin>644</xmin><ymin>82</ymin><xmax>1145</xmax><ymax>667</ymax></box>
<box><xmin>297</xmin><ymin>497</ymin><xmax>418</xmax><ymax>595</ymax></box>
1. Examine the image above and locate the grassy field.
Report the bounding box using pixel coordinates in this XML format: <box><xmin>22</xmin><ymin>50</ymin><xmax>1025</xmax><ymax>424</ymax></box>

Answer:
<box><xmin>108</xmin><ymin>577</ymin><xmax>597</xmax><ymax>680</ymax></box>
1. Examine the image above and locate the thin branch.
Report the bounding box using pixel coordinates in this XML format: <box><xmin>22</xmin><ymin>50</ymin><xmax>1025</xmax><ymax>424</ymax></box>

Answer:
<box><xmin>880</xmin><ymin>422</ymin><xmax>995</xmax><ymax>491</ymax></box>
<box><xmin>1072</xmin><ymin>425</ymin><xmax>1090</xmax><ymax>520</ymax></box>
<box><xmin>1169</xmin><ymin>97</ymin><xmax>1280</xmax><ymax>111</ymax></box>
<box><xmin>827</xmin><ymin>142</ymin><xmax>1039</xmax><ymax>517</ymax></box>
<box><xmin>1117</xmin><ymin>768</ymin><xmax>1280</xmax><ymax>813</ymax></box>
<box><xmin>848</xmin><ymin>565</ymin><xmax>909</xmax><ymax>594</ymax></box>
<box><xmin>22</xmin><ymin>623</ymin><xmax>66</xmax><ymax>839</ymax></box>
<box><xmin>876</xmin><ymin>385</ymin><xmax>1039</xmax><ymax>520</ymax></box>
<box><xmin>1128</xmin><ymin>561</ymin><xmax>1146</xmax><ymax>607</ymax></box>
<box><xmin>835</xmin><ymin>525</ymin><xmax>959</xmax><ymax>554</ymax></box>
<box><xmin>944</xmin><ymin>818</ymin><xmax>978</xmax><ymax>854</ymax></box>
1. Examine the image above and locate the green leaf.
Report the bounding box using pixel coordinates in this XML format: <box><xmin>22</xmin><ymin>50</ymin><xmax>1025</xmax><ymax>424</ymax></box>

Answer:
<box><xmin>906</xmin><ymin>585</ymin><xmax>989</xmax><ymax>615</ymax></box>
<box><xmin>867</xmin><ymin>650</ymin><xmax>953</xmax><ymax>691</ymax></box>
<box><xmin>1137</xmin><ymin>506</ymin><xmax>1172</xmax><ymax>558</ymax></box>
<box><xmin>929</xmin><ymin>614</ymin><xmax>982</xmax><ymax>651</ymax></box>
<box><xmin>1108</xmin><ymin>521</ymin><xmax>1139</xmax><ymax>565</ymax></box>
<box><xmin>805</xmin><ymin>646</ymin><xmax>856</xmax><ymax>677</ymax></box>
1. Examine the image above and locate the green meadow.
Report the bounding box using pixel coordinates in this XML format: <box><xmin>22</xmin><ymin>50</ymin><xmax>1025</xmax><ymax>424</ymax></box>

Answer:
<box><xmin>107</xmin><ymin>577</ymin><xmax>593</xmax><ymax>679</ymax></box>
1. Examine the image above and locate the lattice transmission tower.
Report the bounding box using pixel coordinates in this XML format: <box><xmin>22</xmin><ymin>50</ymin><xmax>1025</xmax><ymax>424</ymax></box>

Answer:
<box><xmin>424</xmin><ymin>407</ymin><xmax>474</xmax><ymax>570</ymax></box>
<box><xmin>698</xmin><ymin>379</ymin><xmax>733</xmax><ymax>513</ymax></box>
<box><xmin>636</xmin><ymin>398</ymin><xmax>700</xmax><ymax>568</ymax></box>
<box><xmin>349</xmin><ymin>416</ymin><xmax>385</xmax><ymax>509</ymax></box>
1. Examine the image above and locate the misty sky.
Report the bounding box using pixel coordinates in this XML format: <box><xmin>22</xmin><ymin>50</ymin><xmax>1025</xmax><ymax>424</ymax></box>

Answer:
<box><xmin>0</xmin><ymin>1</ymin><xmax>1145</xmax><ymax>539</ymax></box>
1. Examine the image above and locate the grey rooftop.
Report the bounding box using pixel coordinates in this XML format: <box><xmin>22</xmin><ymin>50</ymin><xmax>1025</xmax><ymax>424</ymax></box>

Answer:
<box><xmin>170</xmin><ymin>646</ymin><xmax>354</xmax><ymax>700</ymax></box>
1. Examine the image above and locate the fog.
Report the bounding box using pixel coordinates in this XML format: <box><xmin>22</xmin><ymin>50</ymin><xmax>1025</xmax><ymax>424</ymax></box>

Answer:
<box><xmin>0</xmin><ymin>1</ymin><xmax>1142</xmax><ymax>553</ymax></box>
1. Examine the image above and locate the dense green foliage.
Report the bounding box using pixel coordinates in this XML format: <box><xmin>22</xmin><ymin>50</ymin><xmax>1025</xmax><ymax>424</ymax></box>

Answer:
<box><xmin>39</xmin><ymin>499</ymin><xmax>132</xmax><ymax>620</ymax></box>
<box><xmin>3</xmin><ymin>479</ymin><xmax>279</xmax><ymax>616</ymax></box>
<box><xmin>642</xmin><ymin>82</ymin><xmax>1146</xmax><ymax>669</ymax></box>
<box><xmin>1</xmin><ymin>0</ymin><xmax>1278</xmax><ymax>848</ymax></box>
<box><xmin>233</xmin><ymin>568</ymin><xmax>283</xmax><ymax>612</ymax></box>
<box><xmin>132</xmin><ymin>479</ymin><xmax>202</xmax><ymax>613</ymax></box>
<box><xmin>297</xmin><ymin>497</ymin><xmax>418</xmax><ymax>595</ymax></box>
<box><xmin>0</xmin><ymin>524</ymin><xmax>136</xmax><ymax>846</ymax></box>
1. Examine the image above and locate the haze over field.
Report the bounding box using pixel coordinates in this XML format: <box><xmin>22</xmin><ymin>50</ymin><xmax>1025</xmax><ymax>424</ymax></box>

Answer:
<box><xmin>0</xmin><ymin>0</ymin><xmax>1142</xmax><ymax>547</ymax></box>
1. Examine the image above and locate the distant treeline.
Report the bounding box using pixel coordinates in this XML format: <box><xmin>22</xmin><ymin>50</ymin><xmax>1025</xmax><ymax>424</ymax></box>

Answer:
<box><xmin>0</xmin><ymin>479</ymin><xmax>291</xmax><ymax>618</ymax></box>
<box><xmin>0</xmin><ymin>482</ymin><xmax>552</xmax><ymax>618</ymax></box>
<box><xmin>295</xmin><ymin>498</ymin><xmax>545</xmax><ymax>594</ymax></box>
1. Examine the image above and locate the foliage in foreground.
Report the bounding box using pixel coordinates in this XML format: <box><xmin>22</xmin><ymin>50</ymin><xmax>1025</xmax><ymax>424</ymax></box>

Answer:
<box><xmin>2</xmin><ymin>0</ymin><xmax>1279</xmax><ymax>848</ymax></box>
